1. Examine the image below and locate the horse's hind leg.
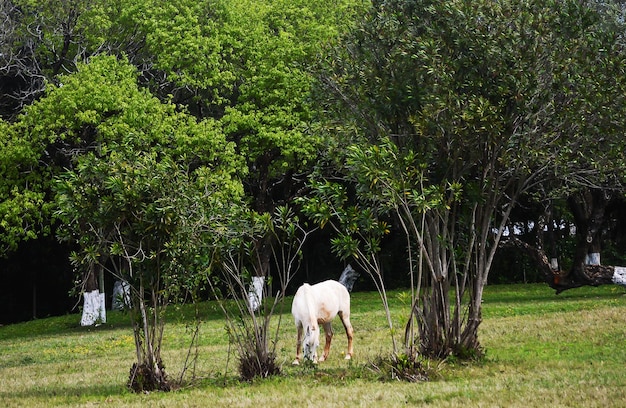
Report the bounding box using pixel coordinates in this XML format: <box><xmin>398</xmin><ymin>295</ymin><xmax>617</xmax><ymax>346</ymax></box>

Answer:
<box><xmin>338</xmin><ymin>311</ymin><xmax>354</xmax><ymax>359</ymax></box>
<box><xmin>293</xmin><ymin>322</ymin><xmax>304</xmax><ymax>365</ymax></box>
<box><xmin>319</xmin><ymin>322</ymin><xmax>333</xmax><ymax>362</ymax></box>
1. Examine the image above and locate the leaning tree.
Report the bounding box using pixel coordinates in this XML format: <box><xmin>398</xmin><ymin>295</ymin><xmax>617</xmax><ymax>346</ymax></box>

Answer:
<box><xmin>503</xmin><ymin>188</ymin><xmax>626</xmax><ymax>294</ymax></box>
<box><xmin>308</xmin><ymin>0</ymin><xmax>626</xmax><ymax>359</ymax></box>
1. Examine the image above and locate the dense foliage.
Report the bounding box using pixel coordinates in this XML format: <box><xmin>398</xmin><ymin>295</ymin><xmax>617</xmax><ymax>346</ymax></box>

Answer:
<box><xmin>306</xmin><ymin>0</ymin><xmax>626</xmax><ymax>357</ymax></box>
<box><xmin>1</xmin><ymin>0</ymin><xmax>365</xmax><ymax>387</ymax></box>
<box><xmin>1</xmin><ymin>0</ymin><xmax>626</xmax><ymax>386</ymax></box>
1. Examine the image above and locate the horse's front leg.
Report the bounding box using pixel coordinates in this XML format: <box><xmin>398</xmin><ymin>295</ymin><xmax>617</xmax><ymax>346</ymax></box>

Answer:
<box><xmin>292</xmin><ymin>323</ymin><xmax>303</xmax><ymax>365</ymax></box>
<box><xmin>318</xmin><ymin>322</ymin><xmax>333</xmax><ymax>362</ymax></box>
<box><xmin>339</xmin><ymin>311</ymin><xmax>354</xmax><ymax>359</ymax></box>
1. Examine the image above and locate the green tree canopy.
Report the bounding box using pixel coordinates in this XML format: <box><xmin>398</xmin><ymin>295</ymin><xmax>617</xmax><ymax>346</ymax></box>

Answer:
<box><xmin>48</xmin><ymin>55</ymin><xmax>243</xmax><ymax>391</ymax></box>
<box><xmin>309</xmin><ymin>0</ymin><xmax>626</xmax><ymax>358</ymax></box>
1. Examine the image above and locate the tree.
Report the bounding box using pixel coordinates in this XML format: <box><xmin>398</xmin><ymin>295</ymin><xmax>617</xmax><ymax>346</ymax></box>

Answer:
<box><xmin>33</xmin><ymin>55</ymin><xmax>242</xmax><ymax>391</ymax></box>
<box><xmin>503</xmin><ymin>189</ymin><xmax>626</xmax><ymax>293</ymax></box>
<box><xmin>498</xmin><ymin>0</ymin><xmax>626</xmax><ymax>292</ymax></box>
<box><xmin>310</xmin><ymin>0</ymin><xmax>626</xmax><ymax>359</ymax></box>
<box><xmin>56</xmin><ymin>149</ymin><xmax>241</xmax><ymax>391</ymax></box>
<box><xmin>215</xmin><ymin>0</ymin><xmax>365</xmax><ymax>308</ymax></box>
<box><xmin>1</xmin><ymin>0</ymin><xmax>367</xmax><ymax>321</ymax></box>
<box><xmin>39</xmin><ymin>0</ymin><xmax>364</xmax><ymax>309</ymax></box>
<box><xmin>0</xmin><ymin>0</ymin><xmax>104</xmax><ymax>119</ymax></box>
<box><xmin>0</xmin><ymin>0</ymin><xmax>133</xmax><ymax>256</ymax></box>
<box><xmin>211</xmin><ymin>205</ymin><xmax>315</xmax><ymax>380</ymax></box>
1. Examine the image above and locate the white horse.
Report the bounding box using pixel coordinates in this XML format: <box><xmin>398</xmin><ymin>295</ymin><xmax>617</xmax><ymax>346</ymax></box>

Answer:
<box><xmin>291</xmin><ymin>280</ymin><xmax>354</xmax><ymax>365</ymax></box>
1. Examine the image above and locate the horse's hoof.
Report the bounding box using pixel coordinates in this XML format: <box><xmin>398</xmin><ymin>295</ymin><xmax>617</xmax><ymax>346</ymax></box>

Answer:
<box><xmin>344</xmin><ymin>354</ymin><xmax>352</xmax><ymax>360</ymax></box>
<box><xmin>292</xmin><ymin>359</ymin><xmax>300</xmax><ymax>366</ymax></box>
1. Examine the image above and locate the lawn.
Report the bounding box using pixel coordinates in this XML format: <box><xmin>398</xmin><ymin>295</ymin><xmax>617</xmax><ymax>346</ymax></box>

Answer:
<box><xmin>1</xmin><ymin>283</ymin><xmax>625</xmax><ymax>407</ymax></box>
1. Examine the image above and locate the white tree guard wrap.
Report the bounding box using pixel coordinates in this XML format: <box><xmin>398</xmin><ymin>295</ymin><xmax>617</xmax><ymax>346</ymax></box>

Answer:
<box><xmin>247</xmin><ymin>276</ymin><xmax>265</xmax><ymax>312</ymax></box>
<box><xmin>550</xmin><ymin>258</ymin><xmax>559</xmax><ymax>271</ymax></box>
<box><xmin>338</xmin><ymin>264</ymin><xmax>359</xmax><ymax>292</ymax></box>
<box><xmin>585</xmin><ymin>252</ymin><xmax>601</xmax><ymax>265</ymax></box>
<box><xmin>112</xmin><ymin>280</ymin><xmax>131</xmax><ymax>311</ymax></box>
<box><xmin>612</xmin><ymin>267</ymin><xmax>626</xmax><ymax>287</ymax></box>
<box><xmin>80</xmin><ymin>290</ymin><xmax>106</xmax><ymax>326</ymax></box>
<box><xmin>99</xmin><ymin>292</ymin><xmax>106</xmax><ymax>322</ymax></box>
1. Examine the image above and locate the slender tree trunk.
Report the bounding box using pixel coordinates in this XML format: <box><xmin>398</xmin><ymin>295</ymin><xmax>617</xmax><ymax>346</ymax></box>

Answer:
<box><xmin>568</xmin><ymin>188</ymin><xmax>609</xmax><ymax>281</ymax></box>
<box><xmin>128</xmin><ymin>276</ymin><xmax>170</xmax><ymax>392</ymax></box>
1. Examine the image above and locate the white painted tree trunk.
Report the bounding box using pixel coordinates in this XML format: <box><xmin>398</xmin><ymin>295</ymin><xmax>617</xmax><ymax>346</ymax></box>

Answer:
<box><xmin>247</xmin><ymin>276</ymin><xmax>265</xmax><ymax>312</ymax></box>
<box><xmin>80</xmin><ymin>290</ymin><xmax>106</xmax><ymax>326</ymax></box>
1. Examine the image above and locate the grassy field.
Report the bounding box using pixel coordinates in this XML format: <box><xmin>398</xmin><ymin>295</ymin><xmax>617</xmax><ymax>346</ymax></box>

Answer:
<box><xmin>1</xmin><ymin>283</ymin><xmax>625</xmax><ymax>407</ymax></box>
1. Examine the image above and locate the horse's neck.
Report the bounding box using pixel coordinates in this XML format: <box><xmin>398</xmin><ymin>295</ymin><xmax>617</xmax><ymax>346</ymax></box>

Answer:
<box><xmin>304</xmin><ymin>286</ymin><xmax>319</xmax><ymax>327</ymax></box>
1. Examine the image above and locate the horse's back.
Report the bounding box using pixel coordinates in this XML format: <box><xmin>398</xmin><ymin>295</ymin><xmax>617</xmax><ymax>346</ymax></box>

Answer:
<box><xmin>292</xmin><ymin>280</ymin><xmax>350</xmax><ymax>324</ymax></box>
<box><xmin>311</xmin><ymin>280</ymin><xmax>350</xmax><ymax>316</ymax></box>
<box><xmin>312</xmin><ymin>280</ymin><xmax>349</xmax><ymax>299</ymax></box>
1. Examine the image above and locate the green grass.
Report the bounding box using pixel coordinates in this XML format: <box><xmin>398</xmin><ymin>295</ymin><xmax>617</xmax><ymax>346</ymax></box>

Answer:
<box><xmin>1</xmin><ymin>283</ymin><xmax>626</xmax><ymax>407</ymax></box>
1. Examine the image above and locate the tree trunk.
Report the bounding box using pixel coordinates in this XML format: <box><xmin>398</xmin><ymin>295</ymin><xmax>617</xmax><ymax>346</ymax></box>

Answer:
<box><xmin>128</xmin><ymin>276</ymin><xmax>170</xmax><ymax>392</ymax></box>
<box><xmin>501</xmin><ymin>189</ymin><xmax>622</xmax><ymax>293</ymax></box>
<box><xmin>112</xmin><ymin>280</ymin><xmax>131</xmax><ymax>310</ymax></box>
<box><xmin>80</xmin><ymin>263</ymin><xmax>106</xmax><ymax>326</ymax></box>
<box><xmin>246</xmin><ymin>152</ymin><xmax>274</xmax><ymax>312</ymax></box>
<box><xmin>568</xmin><ymin>188</ymin><xmax>609</xmax><ymax>279</ymax></box>
<box><xmin>502</xmin><ymin>235</ymin><xmax>624</xmax><ymax>293</ymax></box>
<box><xmin>245</xmin><ymin>150</ymin><xmax>300</xmax><ymax>312</ymax></box>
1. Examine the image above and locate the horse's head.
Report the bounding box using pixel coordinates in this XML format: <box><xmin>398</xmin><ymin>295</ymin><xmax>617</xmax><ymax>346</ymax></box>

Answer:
<box><xmin>302</xmin><ymin>324</ymin><xmax>320</xmax><ymax>362</ymax></box>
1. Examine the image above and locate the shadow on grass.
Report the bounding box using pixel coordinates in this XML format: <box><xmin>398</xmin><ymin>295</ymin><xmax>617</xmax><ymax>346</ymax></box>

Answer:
<box><xmin>0</xmin><ymin>312</ymin><xmax>134</xmax><ymax>342</ymax></box>
<box><xmin>0</xmin><ymin>382</ymin><xmax>128</xmax><ymax>402</ymax></box>
<box><xmin>0</xmin><ymin>300</ymin><xmax>229</xmax><ymax>342</ymax></box>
